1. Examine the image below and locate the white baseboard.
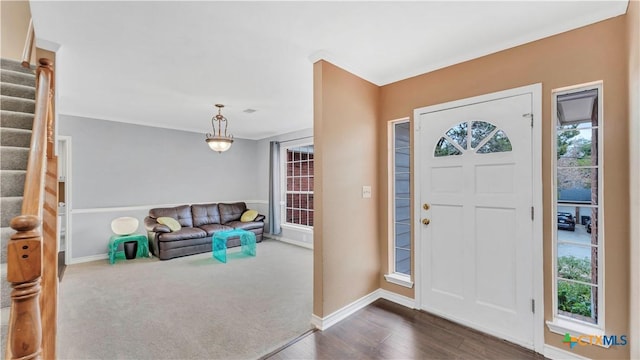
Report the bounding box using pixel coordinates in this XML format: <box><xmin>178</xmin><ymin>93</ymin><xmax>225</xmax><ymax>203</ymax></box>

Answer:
<box><xmin>311</xmin><ymin>288</ymin><xmax>416</xmax><ymax>331</ymax></box>
<box><xmin>266</xmin><ymin>235</ymin><xmax>313</xmax><ymax>250</ymax></box>
<box><xmin>68</xmin><ymin>253</ymin><xmax>109</xmax><ymax>265</ymax></box>
<box><xmin>378</xmin><ymin>289</ymin><xmax>417</xmax><ymax>309</ymax></box>
<box><xmin>311</xmin><ymin>290</ymin><xmax>381</xmax><ymax>330</ymax></box>
<box><xmin>543</xmin><ymin>345</ymin><xmax>591</xmax><ymax>360</ymax></box>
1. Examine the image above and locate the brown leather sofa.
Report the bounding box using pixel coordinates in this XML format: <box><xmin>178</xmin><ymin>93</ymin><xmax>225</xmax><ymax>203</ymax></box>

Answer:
<box><xmin>144</xmin><ymin>202</ymin><xmax>265</xmax><ymax>260</ymax></box>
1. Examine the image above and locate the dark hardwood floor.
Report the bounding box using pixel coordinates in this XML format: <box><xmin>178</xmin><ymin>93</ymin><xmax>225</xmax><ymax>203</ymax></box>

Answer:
<box><xmin>266</xmin><ymin>299</ymin><xmax>546</xmax><ymax>360</ymax></box>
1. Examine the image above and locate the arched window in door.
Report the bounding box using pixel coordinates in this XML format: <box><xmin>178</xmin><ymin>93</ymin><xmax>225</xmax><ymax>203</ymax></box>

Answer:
<box><xmin>434</xmin><ymin>121</ymin><xmax>512</xmax><ymax>157</ymax></box>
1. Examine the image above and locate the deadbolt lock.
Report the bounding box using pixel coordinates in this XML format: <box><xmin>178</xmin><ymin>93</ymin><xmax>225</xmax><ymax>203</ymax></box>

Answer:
<box><xmin>422</xmin><ymin>218</ymin><xmax>431</xmax><ymax>225</ymax></box>
<box><xmin>423</xmin><ymin>203</ymin><xmax>430</xmax><ymax>211</ymax></box>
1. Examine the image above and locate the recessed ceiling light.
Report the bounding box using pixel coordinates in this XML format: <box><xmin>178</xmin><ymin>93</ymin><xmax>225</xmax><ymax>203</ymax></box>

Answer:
<box><xmin>243</xmin><ymin>108</ymin><xmax>257</xmax><ymax>114</ymax></box>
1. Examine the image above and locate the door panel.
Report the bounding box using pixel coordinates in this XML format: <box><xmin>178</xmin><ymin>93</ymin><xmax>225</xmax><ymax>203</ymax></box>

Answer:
<box><xmin>418</xmin><ymin>93</ymin><xmax>534</xmax><ymax>348</ymax></box>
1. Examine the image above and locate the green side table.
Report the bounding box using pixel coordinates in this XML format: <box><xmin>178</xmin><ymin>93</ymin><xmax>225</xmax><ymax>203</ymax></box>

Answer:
<box><xmin>108</xmin><ymin>234</ymin><xmax>150</xmax><ymax>264</ymax></box>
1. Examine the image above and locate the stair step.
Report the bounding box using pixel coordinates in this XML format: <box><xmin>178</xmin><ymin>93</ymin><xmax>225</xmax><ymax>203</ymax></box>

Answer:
<box><xmin>0</xmin><ymin>146</ymin><xmax>29</xmax><ymax>170</ymax></box>
<box><xmin>0</xmin><ymin>128</ymin><xmax>31</xmax><ymax>148</ymax></box>
<box><xmin>1</xmin><ymin>197</ymin><xmax>22</xmax><ymax>228</ymax></box>
<box><xmin>1</xmin><ymin>227</ymin><xmax>13</xmax><ymax>263</ymax></box>
<box><xmin>0</xmin><ymin>96</ymin><xmax>35</xmax><ymax>114</ymax></box>
<box><xmin>0</xmin><ymin>110</ymin><xmax>33</xmax><ymax>130</ymax></box>
<box><xmin>1</xmin><ymin>82</ymin><xmax>35</xmax><ymax>100</ymax></box>
<box><xmin>0</xmin><ymin>170</ymin><xmax>26</xmax><ymax>197</ymax></box>
<box><xmin>0</xmin><ymin>58</ymin><xmax>35</xmax><ymax>74</ymax></box>
<box><xmin>0</xmin><ymin>69</ymin><xmax>35</xmax><ymax>87</ymax></box>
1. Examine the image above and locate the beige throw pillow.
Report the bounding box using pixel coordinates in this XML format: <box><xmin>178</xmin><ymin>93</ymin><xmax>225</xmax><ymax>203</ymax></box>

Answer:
<box><xmin>157</xmin><ymin>217</ymin><xmax>181</xmax><ymax>232</ymax></box>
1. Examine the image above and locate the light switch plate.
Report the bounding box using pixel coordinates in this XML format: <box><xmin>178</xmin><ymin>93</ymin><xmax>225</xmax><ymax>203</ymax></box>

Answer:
<box><xmin>362</xmin><ymin>185</ymin><xmax>372</xmax><ymax>198</ymax></box>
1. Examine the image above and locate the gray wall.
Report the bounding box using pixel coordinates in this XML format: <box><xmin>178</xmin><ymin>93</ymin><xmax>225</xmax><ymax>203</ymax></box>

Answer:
<box><xmin>59</xmin><ymin>115</ymin><xmax>261</xmax><ymax>260</ymax></box>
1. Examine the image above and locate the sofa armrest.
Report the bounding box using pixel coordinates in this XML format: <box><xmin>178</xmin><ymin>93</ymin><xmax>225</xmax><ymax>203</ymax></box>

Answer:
<box><xmin>144</xmin><ymin>216</ymin><xmax>171</xmax><ymax>233</ymax></box>
<box><xmin>255</xmin><ymin>214</ymin><xmax>266</xmax><ymax>222</ymax></box>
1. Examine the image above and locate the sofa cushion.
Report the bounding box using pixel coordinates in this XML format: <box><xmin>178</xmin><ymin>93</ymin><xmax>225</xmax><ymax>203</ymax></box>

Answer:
<box><xmin>157</xmin><ymin>236</ymin><xmax>211</xmax><ymax>251</ymax></box>
<box><xmin>219</xmin><ymin>202</ymin><xmax>247</xmax><ymax>224</ymax></box>
<box><xmin>192</xmin><ymin>203</ymin><xmax>221</xmax><ymax>227</ymax></box>
<box><xmin>198</xmin><ymin>223</ymin><xmax>233</xmax><ymax>236</ymax></box>
<box><xmin>157</xmin><ymin>227</ymin><xmax>207</xmax><ymax>242</ymax></box>
<box><xmin>149</xmin><ymin>205</ymin><xmax>194</xmax><ymax>227</ymax></box>
<box><xmin>225</xmin><ymin>220</ymin><xmax>264</xmax><ymax>231</ymax></box>
<box><xmin>157</xmin><ymin>217</ymin><xmax>181</xmax><ymax>232</ymax></box>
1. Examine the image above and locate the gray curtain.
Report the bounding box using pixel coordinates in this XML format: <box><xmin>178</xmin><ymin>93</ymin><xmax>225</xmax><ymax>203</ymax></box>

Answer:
<box><xmin>268</xmin><ymin>141</ymin><xmax>282</xmax><ymax>235</ymax></box>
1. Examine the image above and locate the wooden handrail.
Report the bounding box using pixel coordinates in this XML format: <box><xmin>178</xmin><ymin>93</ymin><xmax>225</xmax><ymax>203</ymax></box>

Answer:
<box><xmin>21</xmin><ymin>19</ymin><xmax>35</xmax><ymax>68</ymax></box>
<box><xmin>6</xmin><ymin>58</ymin><xmax>56</xmax><ymax>360</ymax></box>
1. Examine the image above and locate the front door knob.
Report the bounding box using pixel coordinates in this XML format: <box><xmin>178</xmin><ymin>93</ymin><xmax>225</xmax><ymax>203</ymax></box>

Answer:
<box><xmin>422</xmin><ymin>218</ymin><xmax>431</xmax><ymax>225</ymax></box>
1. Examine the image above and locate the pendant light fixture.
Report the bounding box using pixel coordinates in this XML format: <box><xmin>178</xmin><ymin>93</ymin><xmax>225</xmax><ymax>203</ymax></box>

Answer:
<box><xmin>205</xmin><ymin>104</ymin><xmax>234</xmax><ymax>153</ymax></box>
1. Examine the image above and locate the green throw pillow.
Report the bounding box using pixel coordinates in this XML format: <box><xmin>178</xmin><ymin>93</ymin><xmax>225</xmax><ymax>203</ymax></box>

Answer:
<box><xmin>157</xmin><ymin>217</ymin><xmax>181</xmax><ymax>232</ymax></box>
<box><xmin>240</xmin><ymin>209</ymin><xmax>259</xmax><ymax>222</ymax></box>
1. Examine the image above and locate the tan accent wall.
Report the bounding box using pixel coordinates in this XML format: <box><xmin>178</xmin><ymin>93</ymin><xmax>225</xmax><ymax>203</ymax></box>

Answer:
<box><xmin>313</xmin><ymin>60</ymin><xmax>380</xmax><ymax>317</ymax></box>
<box><xmin>378</xmin><ymin>16</ymin><xmax>629</xmax><ymax>359</ymax></box>
<box><xmin>1</xmin><ymin>0</ymin><xmax>33</xmax><ymax>62</ymax></box>
<box><xmin>627</xmin><ymin>1</ymin><xmax>640</xmax><ymax>359</ymax></box>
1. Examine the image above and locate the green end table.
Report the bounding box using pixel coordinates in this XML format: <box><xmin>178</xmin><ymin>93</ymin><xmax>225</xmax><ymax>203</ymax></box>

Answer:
<box><xmin>108</xmin><ymin>234</ymin><xmax>150</xmax><ymax>264</ymax></box>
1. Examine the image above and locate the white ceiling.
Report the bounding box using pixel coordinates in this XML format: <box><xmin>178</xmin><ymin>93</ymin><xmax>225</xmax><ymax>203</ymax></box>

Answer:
<box><xmin>29</xmin><ymin>1</ymin><xmax>628</xmax><ymax>140</ymax></box>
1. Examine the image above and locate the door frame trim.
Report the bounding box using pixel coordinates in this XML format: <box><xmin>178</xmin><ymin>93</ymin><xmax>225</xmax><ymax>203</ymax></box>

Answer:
<box><xmin>412</xmin><ymin>83</ymin><xmax>543</xmax><ymax>352</ymax></box>
<box><xmin>58</xmin><ymin>136</ymin><xmax>72</xmax><ymax>265</ymax></box>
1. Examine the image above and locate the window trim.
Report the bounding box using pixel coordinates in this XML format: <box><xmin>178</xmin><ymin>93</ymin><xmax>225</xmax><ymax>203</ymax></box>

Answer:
<box><xmin>547</xmin><ymin>81</ymin><xmax>605</xmax><ymax>335</ymax></box>
<box><xmin>386</xmin><ymin>118</ymin><xmax>413</xmax><ymax>288</ymax></box>
<box><xmin>280</xmin><ymin>141</ymin><xmax>314</xmax><ymax>229</ymax></box>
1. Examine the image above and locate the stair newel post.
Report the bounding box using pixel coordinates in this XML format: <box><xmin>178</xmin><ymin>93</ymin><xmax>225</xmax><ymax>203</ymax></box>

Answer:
<box><xmin>6</xmin><ymin>215</ymin><xmax>43</xmax><ymax>360</ymax></box>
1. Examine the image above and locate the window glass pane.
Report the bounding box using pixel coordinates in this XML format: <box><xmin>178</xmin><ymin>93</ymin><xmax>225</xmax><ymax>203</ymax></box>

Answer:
<box><xmin>309</xmin><ymin>176</ymin><xmax>314</xmax><ymax>192</ymax></box>
<box><xmin>308</xmin><ymin>211</ymin><xmax>314</xmax><ymax>226</ymax></box>
<box><xmin>308</xmin><ymin>194</ymin><xmax>314</xmax><ymax>210</ymax></box>
<box><xmin>395</xmin><ymin>248</ymin><xmax>411</xmax><ymax>275</ymax></box>
<box><xmin>557</xmin><ymin>168</ymin><xmax>597</xmax><ymax>205</ymax></box>
<box><xmin>471</xmin><ymin>121</ymin><xmax>496</xmax><ymax>149</ymax></box>
<box><xmin>395</xmin><ymin>223</ymin><xmax>410</xmax><ymax>248</ymax></box>
<box><xmin>557</xmin><ymin>252</ymin><xmax>592</xmax><ymax>283</ymax></box>
<box><xmin>395</xmin><ymin>198</ymin><xmax>410</xmax><ymax>223</ymax></box>
<box><xmin>557</xmin><ymin>127</ymin><xmax>596</xmax><ymax>166</ymax></box>
<box><xmin>395</xmin><ymin>223</ymin><xmax>411</xmax><ymax>244</ymax></box>
<box><xmin>395</xmin><ymin>172</ymin><xmax>410</xmax><ymax>198</ymax></box>
<box><xmin>395</xmin><ymin>147</ymin><xmax>410</xmax><ymax>172</ymax></box>
<box><xmin>476</xmin><ymin>130</ymin><xmax>512</xmax><ymax>153</ymax></box>
<box><xmin>434</xmin><ymin>137</ymin><xmax>462</xmax><ymax>157</ymax></box>
<box><xmin>557</xmin><ymin>280</ymin><xmax>596</xmax><ymax>323</ymax></box>
<box><xmin>446</xmin><ymin>122</ymin><xmax>468</xmax><ymax>150</ymax></box>
<box><xmin>395</xmin><ymin>122</ymin><xmax>410</xmax><ymax>148</ymax></box>
<box><xmin>556</xmin><ymin>206</ymin><xmax>597</xmax><ymax>236</ymax></box>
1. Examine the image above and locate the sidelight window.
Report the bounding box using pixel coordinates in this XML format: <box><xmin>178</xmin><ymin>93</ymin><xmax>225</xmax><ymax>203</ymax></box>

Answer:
<box><xmin>549</xmin><ymin>82</ymin><xmax>604</xmax><ymax>334</ymax></box>
<box><xmin>385</xmin><ymin>119</ymin><xmax>413</xmax><ymax>288</ymax></box>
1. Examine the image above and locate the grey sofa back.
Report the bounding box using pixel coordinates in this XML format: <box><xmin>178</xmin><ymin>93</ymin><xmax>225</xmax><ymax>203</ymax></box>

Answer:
<box><xmin>148</xmin><ymin>204</ymin><xmax>194</xmax><ymax>227</ymax></box>
<box><xmin>191</xmin><ymin>203</ymin><xmax>221</xmax><ymax>227</ymax></box>
<box><xmin>218</xmin><ymin>202</ymin><xmax>247</xmax><ymax>224</ymax></box>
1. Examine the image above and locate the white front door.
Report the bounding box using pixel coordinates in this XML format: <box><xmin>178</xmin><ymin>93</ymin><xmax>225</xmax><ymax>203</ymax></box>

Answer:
<box><xmin>416</xmin><ymin>92</ymin><xmax>535</xmax><ymax>348</ymax></box>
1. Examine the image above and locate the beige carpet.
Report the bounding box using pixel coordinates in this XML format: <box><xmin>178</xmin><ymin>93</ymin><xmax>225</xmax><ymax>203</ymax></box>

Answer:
<box><xmin>57</xmin><ymin>239</ymin><xmax>313</xmax><ymax>360</ymax></box>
